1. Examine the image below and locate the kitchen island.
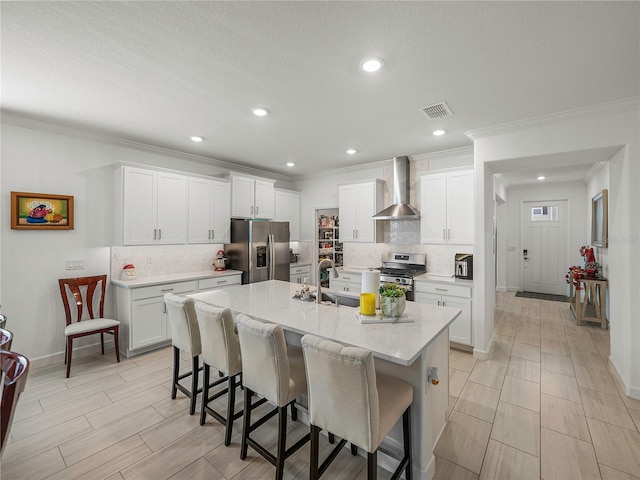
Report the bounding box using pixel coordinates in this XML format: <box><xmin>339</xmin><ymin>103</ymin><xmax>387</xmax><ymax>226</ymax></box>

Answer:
<box><xmin>189</xmin><ymin>280</ymin><xmax>460</xmax><ymax>480</ymax></box>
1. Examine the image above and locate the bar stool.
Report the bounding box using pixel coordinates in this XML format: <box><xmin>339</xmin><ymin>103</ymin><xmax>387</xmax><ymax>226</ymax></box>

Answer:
<box><xmin>301</xmin><ymin>334</ymin><xmax>413</xmax><ymax>480</ymax></box>
<box><xmin>236</xmin><ymin>314</ymin><xmax>310</xmax><ymax>480</ymax></box>
<box><xmin>164</xmin><ymin>293</ymin><xmax>202</xmax><ymax>415</ymax></box>
<box><xmin>0</xmin><ymin>328</ymin><xmax>13</xmax><ymax>350</ymax></box>
<box><xmin>195</xmin><ymin>302</ymin><xmax>266</xmax><ymax>446</ymax></box>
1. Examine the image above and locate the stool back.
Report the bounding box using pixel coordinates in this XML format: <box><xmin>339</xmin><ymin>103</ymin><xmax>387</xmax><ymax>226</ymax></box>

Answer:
<box><xmin>1</xmin><ymin>350</ymin><xmax>30</xmax><ymax>455</ymax></box>
<box><xmin>301</xmin><ymin>334</ymin><xmax>380</xmax><ymax>452</ymax></box>
<box><xmin>164</xmin><ymin>294</ymin><xmax>201</xmax><ymax>356</ymax></box>
<box><xmin>194</xmin><ymin>303</ymin><xmax>241</xmax><ymax>377</ymax></box>
<box><xmin>236</xmin><ymin>314</ymin><xmax>289</xmax><ymax>406</ymax></box>
<box><xmin>0</xmin><ymin>329</ymin><xmax>13</xmax><ymax>351</ymax></box>
<box><xmin>0</xmin><ymin>314</ymin><xmax>6</xmax><ymax>329</ymax></box>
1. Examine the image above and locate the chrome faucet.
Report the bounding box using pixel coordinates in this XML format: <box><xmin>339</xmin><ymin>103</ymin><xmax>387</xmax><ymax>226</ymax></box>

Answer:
<box><xmin>316</xmin><ymin>258</ymin><xmax>339</xmax><ymax>304</ymax></box>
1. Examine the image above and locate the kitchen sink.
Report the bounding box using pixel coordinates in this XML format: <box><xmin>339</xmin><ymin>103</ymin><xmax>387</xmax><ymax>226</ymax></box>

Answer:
<box><xmin>310</xmin><ymin>291</ymin><xmax>360</xmax><ymax>308</ymax></box>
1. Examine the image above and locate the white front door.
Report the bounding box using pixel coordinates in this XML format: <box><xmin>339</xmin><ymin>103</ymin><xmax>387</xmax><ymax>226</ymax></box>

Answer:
<box><xmin>521</xmin><ymin>200</ymin><xmax>568</xmax><ymax>295</ymax></box>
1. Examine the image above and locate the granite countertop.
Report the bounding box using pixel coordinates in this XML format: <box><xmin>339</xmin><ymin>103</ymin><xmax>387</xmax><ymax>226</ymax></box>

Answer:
<box><xmin>111</xmin><ymin>269</ymin><xmax>243</xmax><ymax>288</ymax></box>
<box><xmin>188</xmin><ymin>280</ymin><xmax>460</xmax><ymax>366</ymax></box>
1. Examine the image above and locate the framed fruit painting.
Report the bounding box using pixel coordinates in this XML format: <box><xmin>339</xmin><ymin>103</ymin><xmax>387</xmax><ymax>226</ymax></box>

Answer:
<box><xmin>11</xmin><ymin>191</ymin><xmax>74</xmax><ymax>230</ymax></box>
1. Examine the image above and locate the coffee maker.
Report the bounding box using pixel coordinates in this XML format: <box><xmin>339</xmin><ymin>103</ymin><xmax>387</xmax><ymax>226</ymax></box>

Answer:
<box><xmin>454</xmin><ymin>254</ymin><xmax>473</xmax><ymax>280</ymax></box>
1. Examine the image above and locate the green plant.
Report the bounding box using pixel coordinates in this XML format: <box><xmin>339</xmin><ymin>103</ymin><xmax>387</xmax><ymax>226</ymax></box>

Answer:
<box><xmin>379</xmin><ymin>283</ymin><xmax>406</xmax><ymax>298</ymax></box>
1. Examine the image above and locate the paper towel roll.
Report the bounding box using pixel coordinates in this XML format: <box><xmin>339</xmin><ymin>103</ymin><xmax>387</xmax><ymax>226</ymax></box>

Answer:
<box><xmin>361</xmin><ymin>269</ymin><xmax>381</xmax><ymax>308</ymax></box>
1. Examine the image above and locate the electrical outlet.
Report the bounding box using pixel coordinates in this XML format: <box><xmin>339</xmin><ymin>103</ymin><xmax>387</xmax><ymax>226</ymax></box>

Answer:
<box><xmin>146</xmin><ymin>256</ymin><xmax>153</xmax><ymax>264</ymax></box>
<box><xmin>65</xmin><ymin>259</ymin><xmax>85</xmax><ymax>270</ymax></box>
<box><xmin>507</xmin><ymin>246</ymin><xmax>516</xmax><ymax>252</ymax></box>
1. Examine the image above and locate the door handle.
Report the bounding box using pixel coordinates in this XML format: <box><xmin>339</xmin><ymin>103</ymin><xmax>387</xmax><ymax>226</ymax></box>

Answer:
<box><xmin>251</xmin><ymin>205</ymin><xmax>254</xmax><ymax>215</ymax></box>
<box><xmin>443</xmin><ymin>229</ymin><xmax>446</xmax><ymax>240</ymax></box>
<box><xmin>158</xmin><ymin>229</ymin><xmax>162</xmax><ymax>240</ymax></box>
<box><xmin>153</xmin><ymin>229</ymin><xmax>157</xmax><ymax>240</ymax></box>
<box><xmin>256</xmin><ymin>206</ymin><xmax>259</xmax><ymax>215</ymax></box>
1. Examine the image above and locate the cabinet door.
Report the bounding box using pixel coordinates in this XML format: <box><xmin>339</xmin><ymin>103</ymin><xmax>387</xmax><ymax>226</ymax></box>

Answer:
<box><xmin>231</xmin><ymin>176</ymin><xmax>255</xmax><ymax>218</ymax></box>
<box><xmin>157</xmin><ymin>172</ymin><xmax>187</xmax><ymax>244</ymax></box>
<box><xmin>354</xmin><ymin>183</ymin><xmax>376</xmax><ymax>242</ymax></box>
<box><xmin>339</xmin><ymin>185</ymin><xmax>357</xmax><ymax>241</ymax></box>
<box><xmin>275</xmin><ymin>191</ymin><xmax>300</xmax><ymax>241</ymax></box>
<box><xmin>188</xmin><ymin>177</ymin><xmax>213</xmax><ymax>244</ymax></box>
<box><xmin>420</xmin><ymin>173</ymin><xmax>447</xmax><ymax>244</ymax></box>
<box><xmin>130</xmin><ymin>297</ymin><xmax>167</xmax><ymax>350</ymax></box>
<box><xmin>211</xmin><ymin>180</ymin><xmax>231</xmax><ymax>242</ymax></box>
<box><xmin>330</xmin><ymin>277</ymin><xmax>348</xmax><ymax>291</ymax></box>
<box><xmin>446</xmin><ymin>170</ymin><xmax>474</xmax><ymax>245</ymax></box>
<box><xmin>254</xmin><ymin>179</ymin><xmax>275</xmax><ymax>219</ymax></box>
<box><xmin>415</xmin><ymin>292</ymin><xmax>441</xmax><ymax>307</ymax></box>
<box><xmin>442</xmin><ymin>296</ymin><xmax>472</xmax><ymax>345</ymax></box>
<box><xmin>123</xmin><ymin>167</ymin><xmax>157</xmax><ymax>245</ymax></box>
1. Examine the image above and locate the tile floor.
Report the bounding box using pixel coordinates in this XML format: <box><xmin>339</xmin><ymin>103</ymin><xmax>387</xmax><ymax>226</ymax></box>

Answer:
<box><xmin>3</xmin><ymin>292</ymin><xmax>640</xmax><ymax>479</ymax></box>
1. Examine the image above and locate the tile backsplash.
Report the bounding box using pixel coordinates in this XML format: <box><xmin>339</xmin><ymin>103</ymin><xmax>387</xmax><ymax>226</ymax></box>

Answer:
<box><xmin>111</xmin><ymin>244</ymin><xmax>224</xmax><ymax>279</ymax></box>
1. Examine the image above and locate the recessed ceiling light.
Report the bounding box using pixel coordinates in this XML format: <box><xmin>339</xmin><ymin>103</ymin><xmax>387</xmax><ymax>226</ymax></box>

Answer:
<box><xmin>252</xmin><ymin>107</ymin><xmax>269</xmax><ymax>117</ymax></box>
<box><xmin>537</xmin><ymin>176</ymin><xmax>546</xmax><ymax>180</ymax></box>
<box><xmin>190</xmin><ymin>136</ymin><xmax>204</xmax><ymax>142</ymax></box>
<box><xmin>361</xmin><ymin>58</ymin><xmax>383</xmax><ymax>73</ymax></box>
<box><xmin>346</xmin><ymin>149</ymin><xmax>357</xmax><ymax>155</ymax></box>
<box><xmin>286</xmin><ymin>162</ymin><xmax>295</xmax><ymax>167</ymax></box>
<box><xmin>433</xmin><ymin>130</ymin><xmax>446</xmax><ymax>136</ymax></box>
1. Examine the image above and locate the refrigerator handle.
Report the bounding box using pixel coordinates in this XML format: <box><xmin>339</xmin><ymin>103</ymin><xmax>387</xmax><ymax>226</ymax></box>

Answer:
<box><xmin>268</xmin><ymin>233</ymin><xmax>275</xmax><ymax>280</ymax></box>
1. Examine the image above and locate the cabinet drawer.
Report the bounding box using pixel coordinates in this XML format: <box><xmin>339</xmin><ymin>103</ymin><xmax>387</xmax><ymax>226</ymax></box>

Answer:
<box><xmin>198</xmin><ymin>275</ymin><xmax>241</xmax><ymax>290</ymax></box>
<box><xmin>131</xmin><ymin>280</ymin><xmax>198</xmax><ymax>300</ymax></box>
<box><xmin>290</xmin><ymin>266</ymin><xmax>310</xmax><ymax>276</ymax></box>
<box><xmin>414</xmin><ymin>282</ymin><xmax>471</xmax><ymax>298</ymax></box>
<box><xmin>338</xmin><ymin>273</ymin><xmax>361</xmax><ymax>283</ymax></box>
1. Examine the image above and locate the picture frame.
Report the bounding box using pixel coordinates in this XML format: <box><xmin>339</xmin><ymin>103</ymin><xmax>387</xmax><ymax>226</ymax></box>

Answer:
<box><xmin>11</xmin><ymin>191</ymin><xmax>74</xmax><ymax>230</ymax></box>
<box><xmin>591</xmin><ymin>189</ymin><xmax>608</xmax><ymax>248</ymax></box>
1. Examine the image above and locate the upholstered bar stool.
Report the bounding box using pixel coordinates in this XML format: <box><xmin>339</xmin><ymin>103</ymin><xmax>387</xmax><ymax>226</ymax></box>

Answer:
<box><xmin>164</xmin><ymin>293</ymin><xmax>202</xmax><ymax>415</ymax></box>
<box><xmin>301</xmin><ymin>334</ymin><xmax>413</xmax><ymax>480</ymax></box>
<box><xmin>195</xmin><ymin>302</ymin><xmax>266</xmax><ymax>446</ymax></box>
<box><xmin>236</xmin><ymin>314</ymin><xmax>310</xmax><ymax>480</ymax></box>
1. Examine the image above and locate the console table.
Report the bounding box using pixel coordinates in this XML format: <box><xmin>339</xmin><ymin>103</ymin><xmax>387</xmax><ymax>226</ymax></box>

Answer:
<box><xmin>569</xmin><ymin>276</ymin><xmax>607</xmax><ymax>329</ymax></box>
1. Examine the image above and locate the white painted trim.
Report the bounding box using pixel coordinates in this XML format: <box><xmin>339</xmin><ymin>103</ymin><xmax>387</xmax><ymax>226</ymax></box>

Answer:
<box><xmin>473</xmin><ymin>333</ymin><xmax>494</xmax><ymax>360</ymax></box>
<box><xmin>411</xmin><ymin>145</ymin><xmax>474</xmax><ymax>162</ymax></box>
<box><xmin>507</xmin><ymin>286</ymin><xmax>521</xmax><ymax>292</ymax></box>
<box><xmin>465</xmin><ymin>97</ymin><xmax>640</xmax><ymax>140</ymax></box>
<box><xmin>29</xmin><ymin>340</ymin><xmax>115</xmax><ymax>370</ymax></box>
<box><xmin>495</xmin><ymin>286</ymin><xmax>508</xmax><ymax>292</ymax></box>
<box><xmin>609</xmin><ymin>356</ymin><xmax>640</xmax><ymax>400</ymax></box>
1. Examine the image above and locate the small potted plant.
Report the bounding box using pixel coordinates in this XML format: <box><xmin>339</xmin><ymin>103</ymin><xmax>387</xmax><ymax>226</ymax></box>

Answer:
<box><xmin>379</xmin><ymin>283</ymin><xmax>407</xmax><ymax>318</ymax></box>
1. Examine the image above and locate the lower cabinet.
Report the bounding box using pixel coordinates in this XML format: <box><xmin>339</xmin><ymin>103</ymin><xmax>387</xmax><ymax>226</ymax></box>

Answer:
<box><xmin>330</xmin><ymin>271</ymin><xmax>362</xmax><ymax>293</ymax></box>
<box><xmin>290</xmin><ymin>264</ymin><xmax>311</xmax><ymax>284</ymax></box>
<box><xmin>415</xmin><ymin>282</ymin><xmax>473</xmax><ymax>346</ymax></box>
<box><xmin>115</xmin><ymin>274</ymin><xmax>241</xmax><ymax>357</ymax></box>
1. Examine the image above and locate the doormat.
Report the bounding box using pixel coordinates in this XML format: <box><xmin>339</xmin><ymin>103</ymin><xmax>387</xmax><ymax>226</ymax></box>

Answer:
<box><xmin>515</xmin><ymin>291</ymin><xmax>570</xmax><ymax>302</ymax></box>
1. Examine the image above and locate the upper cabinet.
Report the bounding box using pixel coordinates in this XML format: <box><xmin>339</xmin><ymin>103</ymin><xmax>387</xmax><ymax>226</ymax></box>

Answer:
<box><xmin>420</xmin><ymin>169</ymin><xmax>474</xmax><ymax>245</ymax></box>
<box><xmin>188</xmin><ymin>177</ymin><xmax>231</xmax><ymax>244</ymax></box>
<box><xmin>230</xmin><ymin>175</ymin><xmax>275</xmax><ymax>219</ymax></box>
<box><xmin>339</xmin><ymin>180</ymin><xmax>384</xmax><ymax>243</ymax></box>
<box><xmin>274</xmin><ymin>189</ymin><xmax>301</xmax><ymax>241</ymax></box>
<box><xmin>117</xmin><ymin>166</ymin><xmax>188</xmax><ymax>245</ymax></box>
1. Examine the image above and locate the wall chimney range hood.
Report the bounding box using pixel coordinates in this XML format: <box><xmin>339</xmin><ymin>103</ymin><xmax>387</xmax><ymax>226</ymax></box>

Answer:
<box><xmin>373</xmin><ymin>156</ymin><xmax>419</xmax><ymax>220</ymax></box>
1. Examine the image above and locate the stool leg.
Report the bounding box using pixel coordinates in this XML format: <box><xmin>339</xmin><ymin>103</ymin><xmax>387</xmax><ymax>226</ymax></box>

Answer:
<box><xmin>66</xmin><ymin>337</ymin><xmax>73</xmax><ymax>378</ymax></box>
<box><xmin>240</xmin><ymin>388</ymin><xmax>252</xmax><ymax>460</ymax></box>
<box><xmin>113</xmin><ymin>327</ymin><xmax>120</xmax><ymax>362</ymax></box>
<box><xmin>100</xmin><ymin>332</ymin><xmax>105</xmax><ymax>354</ymax></box>
<box><xmin>225</xmin><ymin>375</ymin><xmax>237</xmax><ymax>446</ymax></box>
<box><xmin>403</xmin><ymin>407</ymin><xmax>412</xmax><ymax>480</ymax></box>
<box><xmin>367</xmin><ymin>450</ymin><xmax>377</xmax><ymax>480</ymax></box>
<box><xmin>291</xmin><ymin>400</ymin><xmax>298</xmax><ymax>421</ymax></box>
<box><xmin>200</xmin><ymin>364</ymin><xmax>210</xmax><ymax>425</ymax></box>
<box><xmin>190</xmin><ymin>355</ymin><xmax>199</xmax><ymax>415</ymax></box>
<box><xmin>275</xmin><ymin>405</ymin><xmax>288</xmax><ymax>480</ymax></box>
<box><xmin>351</xmin><ymin>443</ymin><xmax>357</xmax><ymax>456</ymax></box>
<box><xmin>310</xmin><ymin>425</ymin><xmax>320</xmax><ymax>480</ymax></box>
<box><xmin>328</xmin><ymin>432</ymin><xmax>335</xmax><ymax>444</ymax></box>
<box><xmin>171</xmin><ymin>346</ymin><xmax>179</xmax><ymax>400</ymax></box>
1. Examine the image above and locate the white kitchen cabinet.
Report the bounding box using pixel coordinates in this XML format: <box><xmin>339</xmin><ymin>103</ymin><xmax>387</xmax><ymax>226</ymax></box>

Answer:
<box><xmin>338</xmin><ymin>180</ymin><xmax>384</xmax><ymax>243</ymax></box>
<box><xmin>420</xmin><ymin>170</ymin><xmax>474</xmax><ymax>245</ymax></box>
<box><xmin>117</xmin><ymin>166</ymin><xmax>188</xmax><ymax>245</ymax></box>
<box><xmin>197</xmin><ymin>274</ymin><xmax>241</xmax><ymax>292</ymax></box>
<box><xmin>188</xmin><ymin>177</ymin><xmax>231</xmax><ymax>243</ymax></box>
<box><xmin>330</xmin><ymin>271</ymin><xmax>362</xmax><ymax>293</ymax></box>
<box><xmin>275</xmin><ymin>189</ymin><xmax>301</xmax><ymax>241</ymax></box>
<box><xmin>415</xmin><ymin>281</ymin><xmax>473</xmax><ymax>345</ymax></box>
<box><xmin>290</xmin><ymin>264</ymin><xmax>311</xmax><ymax>285</ymax></box>
<box><xmin>230</xmin><ymin>175</ymin><xmax>275</xmax><ymax>219</ymax></box>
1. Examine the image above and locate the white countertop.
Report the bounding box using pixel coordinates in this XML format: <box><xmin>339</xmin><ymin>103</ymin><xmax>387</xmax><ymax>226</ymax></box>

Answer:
<box><xmin>111</xmin><ymin>269</ymin><xmax>243</xmax><ymax>288</ymax></box>
<box><xmin>414</xmin><ymin>273</ymin><xmax>474</xmax><ymax>287</ymax></box>
<box><xmin>188</xmin><ymin>280</ymin><xmax>460</xmax><ymax>366</ymax></box>
<box><xmin>289</xmin><ymin>262</ymin><xmax>312</xmax><ymax>267</ymax></box>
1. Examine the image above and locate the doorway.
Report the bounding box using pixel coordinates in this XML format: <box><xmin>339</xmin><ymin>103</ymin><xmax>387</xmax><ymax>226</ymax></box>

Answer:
<box><xmin>520</xmin><ymin>200</ymin><xmax>569</xmax><ymax>295</ymax></box>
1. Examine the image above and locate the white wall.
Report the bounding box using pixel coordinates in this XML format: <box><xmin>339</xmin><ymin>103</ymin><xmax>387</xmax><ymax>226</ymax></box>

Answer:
<box><xmin>504</xmin><ymin>181</ymin><xmax>587</xmax><ymax>291</ymax></box>
<box><xmin>0</xmin><ymin>122</ymin><xmax>293</xmax><ymax>362</ymax></box>
<box><xmin>473</xmin><ymin>100</ymin><xmax>640</xmax><ymax>398</ymax></box>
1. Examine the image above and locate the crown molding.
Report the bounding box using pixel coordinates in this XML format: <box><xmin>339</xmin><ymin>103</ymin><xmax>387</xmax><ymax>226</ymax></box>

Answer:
<box><xmin>410</xmin><ymin>145</ymin><xmax>474</xmax><ymax>162</ymax></box>
<box><xmin>0</xmin><ymin>110</ymin><xmax>293</xmax><ymax>182</ymax></box>
<box><xmin>465</xmin><ymin>96</ymin><xmax>640</xmax><ymax>140</ymax></box>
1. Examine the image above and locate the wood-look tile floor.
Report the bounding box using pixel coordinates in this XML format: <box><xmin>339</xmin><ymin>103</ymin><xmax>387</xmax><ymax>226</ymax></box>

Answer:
<box><xmin>3</xmin><ymin>292</ymin><xmax>640</xmax><ymax>479</ymax></box>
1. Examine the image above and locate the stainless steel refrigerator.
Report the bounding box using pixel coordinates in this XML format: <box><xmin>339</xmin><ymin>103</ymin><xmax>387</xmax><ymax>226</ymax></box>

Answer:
<box><xmin>225</xmin><ymin>220</ymin><xmax>290</xmax><ymax>284</ymax></box>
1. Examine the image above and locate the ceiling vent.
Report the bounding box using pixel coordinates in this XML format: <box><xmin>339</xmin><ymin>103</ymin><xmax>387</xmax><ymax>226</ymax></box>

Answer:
<box><xmin>420</xmin><ymin>102</ymin><xmax>453</xmax><ymax>119</ymax></box>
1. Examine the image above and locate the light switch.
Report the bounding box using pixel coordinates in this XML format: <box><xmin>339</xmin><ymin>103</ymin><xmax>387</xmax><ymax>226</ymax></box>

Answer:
<box><xmin>65</xmin><ymin>259</ymin><xmax>85</xmax><ymax>270</ymax></box>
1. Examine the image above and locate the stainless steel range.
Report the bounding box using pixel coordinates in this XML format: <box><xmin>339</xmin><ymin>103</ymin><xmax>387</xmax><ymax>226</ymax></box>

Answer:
<box><xmin>376</xmin><ymin>252</ymin><xmax>427</xmax><ymax>301</ymax></box>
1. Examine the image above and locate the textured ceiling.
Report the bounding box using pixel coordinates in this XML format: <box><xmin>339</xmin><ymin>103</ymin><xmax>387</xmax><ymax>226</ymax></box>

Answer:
<box><xmin>2</xmin><ymin>1</ymin><xmax>639</xmax><ymax>178</ymax></box>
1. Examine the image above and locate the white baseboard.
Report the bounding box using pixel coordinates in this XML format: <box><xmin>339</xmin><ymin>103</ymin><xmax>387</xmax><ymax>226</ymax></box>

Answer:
<box><xmin>495</xmin><ymin>286</ymin><xmax>508</xmax><ymax>292</ymax></box>
<box><xmin>29</xmin><ymin>339</ymin><xmax>115</xmax><ymax>370</ymax></box>
<box><xmin>507</xmin><ymin>286</ymin><xmax>521</xmax><ymax>292</ymax></box>
<box><xmin>473</xmin><ymin>333</ymin><xmax>495</xmax><ymax>361</ymax></box>
<box><xmin>609</xmin><ymin>356</ymin><xmax>640</xmax><ymax>400</ymax></box>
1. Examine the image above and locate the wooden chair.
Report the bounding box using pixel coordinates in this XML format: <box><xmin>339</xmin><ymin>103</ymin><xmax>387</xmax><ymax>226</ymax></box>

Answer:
<box><xmin>1</xmin><ymin>350</ymin><xmax>30</xmax><ymax>455</ymax></box>
<box><xmin>0</xmin><ymin>328</ymin><xmax>13</xmax><ymax>350</ymax></box>
<box><xmin>58</xmin><ymin>275</ymin><xmax>120</xmax><ymax>378</ymax></box>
